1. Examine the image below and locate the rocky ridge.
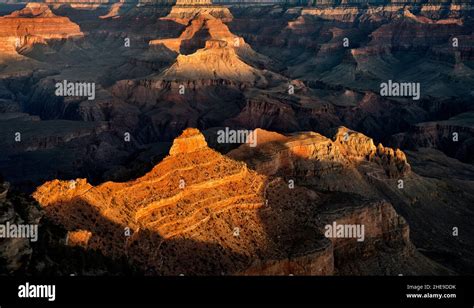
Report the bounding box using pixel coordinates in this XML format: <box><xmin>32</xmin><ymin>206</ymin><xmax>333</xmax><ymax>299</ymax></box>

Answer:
<box><xmin>31</xmin><ymin>128</ymin><xmax>448</xmax><ymax>275</ymax></box>
<box><xmin>229</xmin><ymin>127</ymin><xmax>410</xmax><ymax>180</ymax></box>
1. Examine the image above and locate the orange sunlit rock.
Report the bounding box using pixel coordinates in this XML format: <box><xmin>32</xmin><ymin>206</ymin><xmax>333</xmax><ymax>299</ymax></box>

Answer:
<box><xmin>0</xmin><ymin>3</ymin><xmax>83</xmax><ymax>55</ymax></box>
<box><xmin>32</xmin><ymin>128</ymin><xmax>424</xmax><ymax>275</ymax></box>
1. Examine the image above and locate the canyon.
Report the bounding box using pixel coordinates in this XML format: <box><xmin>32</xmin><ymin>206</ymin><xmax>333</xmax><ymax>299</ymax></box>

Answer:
<box><xmin>0</xmin><ymin>0</ymin><xmax>472</xmax><ymax>275</ymax></box>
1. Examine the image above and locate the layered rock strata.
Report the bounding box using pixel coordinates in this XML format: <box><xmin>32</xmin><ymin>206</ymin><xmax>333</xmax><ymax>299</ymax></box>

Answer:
<box><xmin>0</xmin><ymin>3</ymin><xmax>83</xmax><ymax>56</ymax></box>
<box><xmin>32</xmin><ymin>128</ymin><xmax>441</xmax><ymax>275</ymax></box>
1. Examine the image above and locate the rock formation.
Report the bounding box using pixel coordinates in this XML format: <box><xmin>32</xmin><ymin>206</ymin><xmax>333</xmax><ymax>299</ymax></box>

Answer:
<box><xmin>160</xmin><ymin>1</ymin><xmax>233</xmax><ymax>25</ymax></box>
<box><xmin>31</xmin><ymin>128</ymin><xmax>447</xmax><ymax>275</ymax></box>
<box><xmin>176</xmin><ymin>0</ymin><xmax>213</xmax><ymax>5</ymax></box>
<box><xmin>0</xmin><ymin>3</ymin><xmax>83</xmax><ymax>56</ymax></box>
<box><xmin>229</xmin><ymin>127</ymin><xmax>474</xmax><ymax>274</ymax></box>
<box><xmin>0</xmin><ymin>3</ymin><xmax>83</xmax><ymax>54</ymax></box>
<box><xmin>229</xmin><ymin>127</ymin><xmax>410</xmax><ymax>180</ymax></box>
<box><xmin>149</xmin><ymin>11</ymin><xmax>278</xmax><ymax>85</ymax></box>
<box><xmin>150</xmin><ymin>12</ymin><xmax>241</xmax><ymax>53</ymax></box>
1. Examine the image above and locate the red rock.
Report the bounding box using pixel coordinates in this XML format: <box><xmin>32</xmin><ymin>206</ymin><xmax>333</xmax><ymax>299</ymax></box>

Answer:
<box><xmin>31</xmin><ymin>128</ymin><xmax>433</xmax><ymax>275</ymax></box>
<box><xmin>0</xmin><ymin>3</ymin><xmax>83</xmax><ymax>55</ymax></box>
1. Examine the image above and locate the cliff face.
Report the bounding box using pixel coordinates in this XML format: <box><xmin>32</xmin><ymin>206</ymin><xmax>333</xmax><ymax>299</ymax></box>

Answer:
<box><xmin>302</xmin><ymin>2</ymin><xmax>473</xmax><ymax>20</ymax></box>
<box><xmin>390</xmin><ymin>112</ymin><xmax>474</xmax><ymax>163</ymax></box>
<box><xmin>160</xmin><ymin>4</ymin><xmax>234</xmax><ymax>24</ymax></box>
<box><xmin>0</xmin><ymin>3</ymin><xmax>83</xmax><ymax>56</ymax></box>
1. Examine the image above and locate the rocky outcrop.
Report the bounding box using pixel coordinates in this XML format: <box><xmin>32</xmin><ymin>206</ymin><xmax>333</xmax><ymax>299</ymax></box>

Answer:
<box><xmin>0</xmin><ymin>3</ymin><xmax>83</xmax><ymax>56</ymax></box>
<box><xmin>31</xmin><ymin>128</ymin><xmax>441</xmax><ymax>275</ymax></box>
<box><xmin>149</xmin><ymin>12</ymin><xmax>280</xmax><ymax>85</ymax></box>
<box><xmin>33</xmin><ymin>128</ymin><xmax>278</xmax><ymax>274</ymax></box>
<box><xmin>168</xmin><ymin>127</ymin><xmax>208</xmax><ymax>154</ymax></box>
<box><xmin>159</xmin><ymin>40</ymin><xmax>273</xmax><ymax>84</ymax></box>
<box><xmin>228</xmin><ymin>127</ymin><xmax>410</xmax><ymax>180</ymax></box>
<box><xmin>333</xmin><ymin>127</ymin><xmax>411</xmax><ymax>178</ymax></box>
<box><xmin>160</xmin><ymin>4</ymin><xmax>233</xmax><ymax>25</ymax></box>
<box><xmin>99</xmin><ymin>2</ymin><xmax>133</xmax><ymax>19</ymax></box>
<box><xmin>228</xmin><ymin>128</ymin><xmax>473</xmax><ymax>274</ymax></box>
<box><xmin>176</xmin><ymin>0</ymin><xmax>212</xmax><ymax>5</ymax></box>
<box><xmin>150</xmin><ymin>12</ymin><xmax>240</xmax><ymax>53</ymax></box>
<box><xmin>66</xmin><ymin>229</ymin><xmax>93</xmax><ymax>247</ymax></box>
